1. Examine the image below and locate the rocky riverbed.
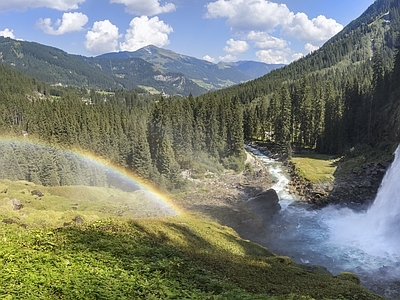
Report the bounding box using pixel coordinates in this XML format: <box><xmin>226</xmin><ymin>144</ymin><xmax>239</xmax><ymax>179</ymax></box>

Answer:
<box><xmin>178</xmin><ymin>143</ymin><xmax>393</xmax><ymax>238</ymax></box>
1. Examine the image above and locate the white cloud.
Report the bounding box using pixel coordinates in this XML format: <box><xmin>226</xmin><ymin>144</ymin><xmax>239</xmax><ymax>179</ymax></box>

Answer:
<box><xmin>203</xmin><ymin>55</ymin><xmax>215</xmax><ymax>63</ymax></box>
<box><xmin>256</xmin><ymin>49</ymin><xmax>292</xmax><ymax>64</ymax></box>
<box><xmin>120</xmin><ymin>16</ymin><xmax>173</xmax><ymax>51</ymax></box>
<box><xmin>205</xmin><ymin>0</ymin><xmax>343</xmax><ymax>46</ymax></box>
<box><xmin>36</xmin><ymin>12</ymin><xmax>88</xmax><ymax>35</ymax></box>
<box><xmin>205</xmin><ymin>0</ymin><xmax>290</xmax><ymax>31</ymax></box>
<box><xmin>0</xmin><ymin>28</ymin><xmax>15</xmax><ymax>39</ymax></box>
<box><xmin>0</xmin><ymin>0</ymin><xmax>85</xmax><ymax>12</ymax></box>
<box><xmin>219</xmin><ymin>54</ymin><xmax>237</xmax><ymax>62</ymax></box>
<box><xmin>223</xmin><ymin>39</ymin><xmax>249</xmax><ymax>54</ymax></box>
<box><xmin>246</xmin><ymin>31</ymin><xmax>288</xmax><ymax>49</ymax></box>
<box><xmin>282</xmin><ymin>13</ymin><xmax>343</xmax><ymax>43</ymax></box>
<box><xmin>292</xmin><ymin>53</ymin><xmax>304</xmax><ymax>61</ymax></box>
<box><xmin>85</xmin><ymin>20</ymin><xmax>121</xmax><ymax>54</ymax></box>
<box><xmin>110</xmin><ymin>0</ymin><xmax>175</xmax><ymax>16</ymax></box>
<box><xmin>305</xmin><ymin>43</ymin><xmax>319</xmax><ymax>53</ymax></box>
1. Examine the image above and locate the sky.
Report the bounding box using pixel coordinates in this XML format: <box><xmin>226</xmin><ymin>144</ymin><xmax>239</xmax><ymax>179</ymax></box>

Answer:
<box><xmin>0</xmin><ymin>0</ymin><xmax>375</xmax><ymax>64</ymax></box>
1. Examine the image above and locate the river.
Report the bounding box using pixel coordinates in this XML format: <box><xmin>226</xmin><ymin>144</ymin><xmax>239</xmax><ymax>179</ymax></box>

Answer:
<box><xmin>246</xmin><ymin>145</ymin><xmax>400</xmax><ymax>299</ymax></box>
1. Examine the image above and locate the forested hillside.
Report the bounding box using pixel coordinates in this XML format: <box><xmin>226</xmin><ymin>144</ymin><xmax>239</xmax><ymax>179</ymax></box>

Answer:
<box><xmin>1</xmin><ymin>0</ymin><xmax>400</xmax><ymax>193</ymax></box>
<box><xmin>0</xmin><ymin>37</ymin><xmax>206</xmax><ymax>96</ymax></box>
<box><xmin>209</xmin><ymin>0</ymin><xmax>400</xmax><ymax>155</ymax></box>
<box><xmin>0</xmin><ymin>64</ymin><xmax>245</xmax><ymax>190</ymax></box>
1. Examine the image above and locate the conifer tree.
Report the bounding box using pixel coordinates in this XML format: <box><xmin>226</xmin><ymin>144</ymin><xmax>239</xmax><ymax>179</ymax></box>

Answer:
<box><xmin>275</xmin><ymin>85</ymin><xmax>292</xmax><ymax>155</ymax></box>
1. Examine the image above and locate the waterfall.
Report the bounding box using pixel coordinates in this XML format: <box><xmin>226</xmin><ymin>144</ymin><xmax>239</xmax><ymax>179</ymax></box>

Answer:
<box><xmin>327</xmin><ymin>145</ymin><xmax>400</xmax><ymax>257</ymax></box>
<box><xmin>365</xmin><ymin>145</ymin><xmax>400</xmax><ymax>243</ymax></box>
<box><xmin>250</xmin><ymin>144</ymin><xmax>400</xmax><ymax>298</ymax></box>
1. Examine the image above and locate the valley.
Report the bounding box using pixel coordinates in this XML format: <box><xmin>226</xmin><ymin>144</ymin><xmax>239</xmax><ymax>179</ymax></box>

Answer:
<box><xmin>0</xmin><ymin>0</ymin><xmax>399</xmax><ymax>298</ymax></box>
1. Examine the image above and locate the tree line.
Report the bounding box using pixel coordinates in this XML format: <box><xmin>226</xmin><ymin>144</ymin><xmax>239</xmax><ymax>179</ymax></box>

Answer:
<box><xmin>241</xmin><ymin>38</ymin><xmax>400</xmax><ymax>156</ymax></box>
<box><xmin>0</xmin><ymin>68</ymin><xmax>245</xmax><ymax>190</ymax></box>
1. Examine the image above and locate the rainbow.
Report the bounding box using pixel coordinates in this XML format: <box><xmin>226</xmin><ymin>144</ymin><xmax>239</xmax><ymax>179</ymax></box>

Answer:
<box><xmin>0</xmin><ymin>137</ymin><xmax>182</xmax><ymax>216</ymax></box>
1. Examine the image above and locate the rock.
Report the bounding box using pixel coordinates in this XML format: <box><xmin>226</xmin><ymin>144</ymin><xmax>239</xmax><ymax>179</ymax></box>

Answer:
<box><xmin>72</xmin><ymin>216</ymin><xmax>84</xmax><ymax>225</ymax></box>
<box><xmin>2</xmin><ymin>218</ymin><xmax>15</xmax><ymax>224</ymax></box>
<box><xmin>11</xmin><ymin>198</ymin><xmax>23</xmax><ymax>210</ymax></box>
<box><xmin>245</xmin><ymin>189</ymin><xmax>281</xmax><ymax>222</ymax></box>
<box><xmin>31</xmin><ymin>190</ymin><xmax>44</xmax><ymax>197</ymax></box>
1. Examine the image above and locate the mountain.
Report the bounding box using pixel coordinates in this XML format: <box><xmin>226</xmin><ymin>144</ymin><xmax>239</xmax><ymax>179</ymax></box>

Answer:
<box><xmin>220</xmin><ymin>61</ymin><xmax>285</xmax><ymax>79</ymax></box>
<box><xmin>97</xmin><ymin>45</ymin><xmax>282</xmax><ymax>90</ymax></box>
<box><xmin>0</xmin><ymin>38</ymin><xmax>282</xmax><ymax>96</ymax></box>
<box><xmin>0</xmin><ymin>37</ymin><xmax>208</xmax><ymax>96</ymax></box>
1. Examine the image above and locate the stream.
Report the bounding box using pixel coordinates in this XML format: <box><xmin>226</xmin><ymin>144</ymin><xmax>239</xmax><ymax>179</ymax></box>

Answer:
<box><xmin>246</xmin><ymin>146</ymin><xmax>400</xmax><ymax>299</ymax></box>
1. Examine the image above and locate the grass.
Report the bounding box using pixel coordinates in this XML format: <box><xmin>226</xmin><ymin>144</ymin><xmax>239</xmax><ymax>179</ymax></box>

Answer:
<box><xmin>0</xmin><ymin>179</ymin><xmax>174</xmax><ymax>228</ymax></box>
<box><xmin>290</xmin><ymin>153</ymin><xmax>340</xmax><ymax>183</ymax></box>
<box><xmin>0</xmin><ymin>179</ymin><xmax>384</xmax><ymax>299</ymax></box>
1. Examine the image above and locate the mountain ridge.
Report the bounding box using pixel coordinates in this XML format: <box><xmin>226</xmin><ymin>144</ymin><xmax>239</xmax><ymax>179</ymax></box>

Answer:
<box><xmin>97</xmin><ymin>45</ymin><xmax>282</xmax><ymax>90</ymax></box>
<box><xmin>0</xmin><ymin>39</ymin><xmax>281</xmax><ymax>96</ymax></box>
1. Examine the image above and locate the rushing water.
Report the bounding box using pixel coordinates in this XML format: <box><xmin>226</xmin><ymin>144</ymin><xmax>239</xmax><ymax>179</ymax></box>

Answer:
<box><xmin>247</xmin><ymin>145</ymin><xmax>400</xmax><ymax>299</ymax></box>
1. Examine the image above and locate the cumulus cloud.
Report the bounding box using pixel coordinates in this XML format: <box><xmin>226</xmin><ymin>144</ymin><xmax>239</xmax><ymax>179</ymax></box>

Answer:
<box><xmin>292</xmin><ymin>53</ymin><xmax>304</xmax><ymax>61</ymax></box>
<box><xmin>219</xmin><ymin>54</ymin><xmax>237</xmax><ymax>62</ymax></box>
<box><xmin>110</xmin><ymin>0</ymin><xmax>175</xmax><ymax>16</ymax></box>
<box><xmin>36</xmin><ymin>12</ymin><xmax>88</xmax><ymax>35</ymax></box>
<box><xmin>203</xmin><ymin>55</ymin><xmax>215</xmax><ymax>63</ymax></box>
<box><xmin>256</xmin><ymin>49</ymin><xmax>292</xmax><ymax>64</ymax></box>
<box><xmin>205</xmin><ymin>0</ymin><xmax>290</xmax><ymax>31</ymax></box>
<box><xmin>223</xmin><ymin>39</ymin><xmax>249</xmax><ymax>54</ymax></box>
<box><xmin>305</xmin><ymin>43</ymin><xmax>319</xmax><ymax>53</ymax></box>
<box><xmin>0</xmin><ymin>0</ymin><xmax>85</xmax><ymax>12</ymax></box>
<box><xmin>246</xmin><ymin>31</ymin><xmax>288</xmax><ymax>49</ymax></box>
<box><xmin>205</xmin><ymin>0</ymin><xmax>343</xmax><ymax>63</ymax></box>
<box><xmin>120</xmin><ymin>16</ymin><xmax>173</xmax><ymax>51</ymax></box>
<box><xmin>282</xmin><ymin>13</ymin><xmax>343</xmax><ymax>43</ymax></box>
<box><xmin>85</xmin><ymin>20</ymin><xmax>121</xmax><ymax>54</ymax></box>
<box><xmin>0</xmin><ymin>28</ymin><xmax>15</xmax><ymax>39</ymax></box>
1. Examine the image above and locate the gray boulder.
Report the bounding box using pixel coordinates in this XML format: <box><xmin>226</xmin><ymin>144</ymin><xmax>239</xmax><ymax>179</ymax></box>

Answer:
<box><xmin>11</xmin><ymin>198</ymin><xmax>23</xmax><ymax>210</ymax></box>
<box><xmin>245</xmin><ymin>189</ymin><xmax>281</xmax><ymax>222</ymax></box>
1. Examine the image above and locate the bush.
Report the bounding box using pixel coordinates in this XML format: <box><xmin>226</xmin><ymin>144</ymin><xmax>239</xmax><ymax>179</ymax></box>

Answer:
<box><xmin>336</xmin><ymin>272</ymin><xmax>361</xmax><ymax>285</ymax></box>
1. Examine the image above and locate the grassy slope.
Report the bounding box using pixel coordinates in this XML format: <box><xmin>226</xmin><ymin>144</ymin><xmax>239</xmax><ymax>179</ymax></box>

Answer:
<box><xmin>0</xmin><ymin>180</ymin><xmax>383</xmax><ymax>299</ymax></box>
<box><xmin>290</xmin><ymin>142</ymin><xmax>398</xmax><ymax>183</ymax></box>
<box><xmin>290</xmin><ymin>154</ymin><xmax>339</xmax><ymax>183</ymax></box>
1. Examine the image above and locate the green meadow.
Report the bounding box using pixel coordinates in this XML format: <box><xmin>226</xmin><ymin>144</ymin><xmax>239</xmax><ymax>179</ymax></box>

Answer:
<box><xmin>290</xmin><ymin>154</ymin><xmax>339</xmax><ymax>183</ymax></box>
<box><xmin>0</xmin><ymin>180</ymin><xmax>382</xmax><ymax>299</ymax></box>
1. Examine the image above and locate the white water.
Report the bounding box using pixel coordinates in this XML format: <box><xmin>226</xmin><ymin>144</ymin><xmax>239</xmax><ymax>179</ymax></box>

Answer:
<box><xmin>245</xmin><ymin>146</ymin><xmax>294</xmax><ymax>209</ymax></box>
<box><xmin>248</xmin><ymin>145</ymin><xmax>400</xmax><ymax>299</ymax></box>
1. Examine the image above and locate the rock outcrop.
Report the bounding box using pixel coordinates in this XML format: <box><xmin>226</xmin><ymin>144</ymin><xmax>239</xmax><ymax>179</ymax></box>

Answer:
<box><xmin>286</xmin><ymin>160</ymin><xmax>390</xmax><ymax>206</ymax></box>
<box><xmin>244</xmin><ymin>189</ymin><xmax>281</xmax><ymax>222</ymax></box>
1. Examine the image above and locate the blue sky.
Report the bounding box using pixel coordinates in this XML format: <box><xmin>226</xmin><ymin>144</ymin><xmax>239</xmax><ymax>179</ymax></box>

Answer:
<box><xmin>0</xmin><ymin>0</ymin><xmax>374</xmax><ymax>64</ymax></box>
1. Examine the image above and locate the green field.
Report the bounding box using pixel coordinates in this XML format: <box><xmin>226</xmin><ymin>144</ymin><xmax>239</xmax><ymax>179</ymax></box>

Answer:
<box><xmin>0</xmin><ymin>179</ymin><xmax>382</xmax><ymax>299</ymax></box>
<box><xmin>291</xmin><ymin>154</ymin><xmax>340</xmax><ymax>183</ymax></box>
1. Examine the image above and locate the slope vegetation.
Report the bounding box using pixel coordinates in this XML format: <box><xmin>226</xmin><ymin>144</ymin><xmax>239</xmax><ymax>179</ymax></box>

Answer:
<box><xmin>0</xmin><ymin>180</ymin><xmax>383</xmax><ymax>300</ymax></box>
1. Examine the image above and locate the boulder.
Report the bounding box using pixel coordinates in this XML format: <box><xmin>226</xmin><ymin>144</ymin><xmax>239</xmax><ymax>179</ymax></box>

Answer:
<box><xmin>73</xmin><ymin>216</ymin><xmax>84</xmax><ymax>225</ymax></box>
<box><xmin>245</xmin><ymin>189</ymin><xmax>281</xmax><ymax>222</ymax></box>
<box><xmin>11</xmin><ymin>198</ymin><xmax>23</xmax><ymax>210</ymax></box>
<box><xmin>31</xmin><ymin>190</ymin><xmax>44</xmax><ymax>197</ymax></box>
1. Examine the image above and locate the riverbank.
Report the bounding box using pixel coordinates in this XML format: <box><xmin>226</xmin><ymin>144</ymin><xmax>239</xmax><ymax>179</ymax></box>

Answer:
<box><xmin>177</xmin><ymin>144</ymin><xmax>399</xmax><ymax>299</ymax></box>
<box><xmin>286</xmin><ymin>153</ymin><xmax>391</xmax><ymax>208</ymax></box>
<box><xmin>177</xmin><ymin>150</ymin><xmax>277</xmax><ymax>241</ymax></box>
